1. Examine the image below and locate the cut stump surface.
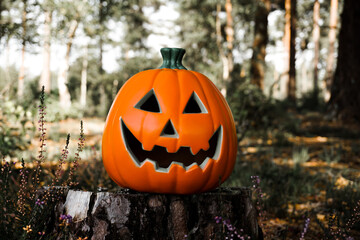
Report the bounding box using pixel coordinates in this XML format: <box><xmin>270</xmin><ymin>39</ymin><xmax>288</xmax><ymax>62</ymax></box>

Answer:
<box><xmin>40</xmin><ymin>187</ymin><xmax>262</xmax><ymax>240</ymax></box>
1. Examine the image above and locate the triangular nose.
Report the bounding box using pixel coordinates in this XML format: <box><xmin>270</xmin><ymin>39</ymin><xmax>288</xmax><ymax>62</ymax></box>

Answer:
<box><xmin>161</xmin><ymin>120</ymin><xmax>178</xmax><ymax>138</ymax></box>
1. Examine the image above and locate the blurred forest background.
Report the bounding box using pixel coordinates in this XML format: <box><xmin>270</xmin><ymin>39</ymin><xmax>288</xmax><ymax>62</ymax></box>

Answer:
<box><xmin>1</xmin><ymin>0</ymin><xmax>357</xmax><ymax>118</ymax></box>
<box><xmin>1</xmin><ymin>0</ymin><xmax>360</xmax><ymax>239</ymax></box>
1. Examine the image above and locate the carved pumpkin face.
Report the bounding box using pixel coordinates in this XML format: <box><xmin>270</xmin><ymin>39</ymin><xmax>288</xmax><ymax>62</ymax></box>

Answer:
<box><xmin>102</xmin><ymin>48</ymin><xmax>237</xmax><ymax>194</ymax></box>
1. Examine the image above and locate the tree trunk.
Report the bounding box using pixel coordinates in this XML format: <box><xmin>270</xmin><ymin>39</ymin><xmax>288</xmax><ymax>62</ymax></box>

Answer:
<box><xmin>225</xmin><ymin>0</ymin><xmax>234</xmax><ymax>75</ymax></box>
<box><xmin>0</xmin><ymin>38</ymin><xmax>12</xmax><ymax>97</ymax></box>
<box><xmin>4</xmin><ymin>38</ymin><xmax>12</xmax><ymax>83</ymax></box>
<box><xmin>112</xmin><ymin>79</ymin><xmax>119</xmax><ymax>99</ymax></box>
<box><xmin>17</xmin><ymin>0</ymin><xmax>27</xmax><ymax>98</ymax></box>
<box><xmin>329</xmin><ymin>0</ymin><xmax>360</xmax><ymax>122</ymax></box>
<box><xmin>0</xmin><ymin>1</ymin><xmax>3</xmax><ymax>41</ymax></box>
<box><xmin>18</xmin><ymin>46</ymin><xmax>25</xmax><ymax>97</ymax></box>
<box><xmin>99</xmin><ymin>0</ymin><xmax>105</xmax><ymax>76</ymax></box>
<box><xmin>312</xmin><ymin>0</ymin><xmax>320</xmax><ymax>104</ymax></box>
<box><xmin>57</xmin><ymin>19</ymin><xmax>79</xmax><ymax>109</ymax></box>
<box><xmin>287</xmin><ymin>0</ymin><xmax>297</xmax><ymax>102</ymax></box>
<box><xmin>324</xmin><ymin>0</ymin><xmax>338</xmax><ymax>101</ymax></box>
<box><xmin>99</xmin><ymin>36</ymin><xmax>104</xmax><ymax>75</ymax></box>
<box><xmin>250</xmin><ymin>0</ymin><xmax>271</xmax><ymax>90</ymax></box>
<box><xmin>278</xmin><ymin>0</ymin><xmax>291</xmax><ymax>100</ymax></box>
<box><xmin>39</xmin><ymin>9</ymin><xmax>52</xmax><ymax>93</ymax></box>
<box><xmin>216</xmin><ymin>0</ymin><xmax>234</xmax><ymax>98</ymax></box>
<box><xmin>80</xmin><ymin>44</ymin><xmax>88</xmax><ymax>106</ymax></box>
<box><xmin>37</xmin><ymin>187</ymin><xmax>263</xmax><ymax>240</ymax></box>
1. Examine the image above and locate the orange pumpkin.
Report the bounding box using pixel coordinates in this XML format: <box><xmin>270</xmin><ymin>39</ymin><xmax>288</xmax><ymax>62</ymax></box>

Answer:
<box><xmin>102</xmin><ymin>48</ymin><xmax>237</xmax><ymax>194</ymax></box>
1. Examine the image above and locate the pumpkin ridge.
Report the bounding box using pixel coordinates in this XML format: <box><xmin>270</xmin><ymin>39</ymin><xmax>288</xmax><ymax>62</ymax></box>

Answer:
<box><xmin>203</xmin><ymin>73</ymin><xmax>237</xmax><ymax>180</ymax></box>
<box><xmin>199</xmin><ymin>160</ymin><xmax>215</xmax><ymax>192</ymax></box>
<box><xmin>139</xmin><ymin>69</ymin><xmax>162</xmax><ymax>142</ymax></box>
<box><xmin>103</xmin><ymin>128</ymin><xmax>127</xmax><ymax>187</ymax></box>
<box><xmin>103</xmin><ymin>93</ymin><xmax>128</xmax><ymax>186</ymax></box>
<box><xmin>114</xmin><ymin>119</ymin><xmax>130</xmax><ymax>187</ymax></box>
<box><xmin>191</xmin><ymin>71</ymin><xmax>230</xmax><ymax>183</ymax></box>
<box><xmin>201</xmin><ymin>71</ymin><xmax>237</xmax><ymax>183</ymax></box>
<box><xmin>175</xmin><ymin>70</ymin><xmax>182</xmax><ymax>152</ymax></box>
<box><xmin>152</xmin><ymin>69</ymin><xmax>177</xmax><ymax>145</ymax></box>
<box><xmin>175</xmin><ymin>69</ymin><xmax>182</xmax><ymax>152</ymax></box>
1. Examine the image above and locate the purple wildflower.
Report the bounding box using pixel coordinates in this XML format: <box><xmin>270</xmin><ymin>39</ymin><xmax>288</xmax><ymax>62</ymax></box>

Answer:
<box><xmin>299</xmin><ymin>217</ymin><xmax>310</xmax><ymax>240</ymax></box>
<box><xmin>60</xmin><ymin>214</ymin><xmax>73</xmax><ymax>223</ymax></box>
<box><xmin>35</xmin><ymin>199</ymin><xmax>45</xmax><ymax>206</ymax></box>
<box><xmin>214</xmin><ymin>216</ymin><xmax>250</xmax><ymax>239</ymax></box>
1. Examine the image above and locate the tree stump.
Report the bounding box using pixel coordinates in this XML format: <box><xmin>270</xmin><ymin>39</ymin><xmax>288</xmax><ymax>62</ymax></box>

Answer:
<box><xmin>40</xmin><ymin>187</ymin><xmax>262</xmax><ymax>240</ymax></box>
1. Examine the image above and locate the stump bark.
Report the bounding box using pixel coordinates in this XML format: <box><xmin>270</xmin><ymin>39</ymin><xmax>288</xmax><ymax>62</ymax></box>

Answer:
<box><xmin>40</xmin><ymin>187</ymin><xmax>262</xmax><ymax>240</ymax></box>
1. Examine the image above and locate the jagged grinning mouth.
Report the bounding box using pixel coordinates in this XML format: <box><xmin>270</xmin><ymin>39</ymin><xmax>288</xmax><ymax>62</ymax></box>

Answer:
<box><xmin>120</xmin><ymin>118</ymin><xmax>223</xmax><ymax>173</ymax></box>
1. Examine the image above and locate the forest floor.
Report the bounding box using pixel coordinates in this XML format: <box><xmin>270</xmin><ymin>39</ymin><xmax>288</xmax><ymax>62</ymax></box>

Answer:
<box><xmin>23</xmin><ymin>110</ymin><xmax>360</xmax><ymax>239</ymax></box>
<box><xmin>237</xmin><ymin>111</ymin><xmax>360</xmax><ymax>239</ymax></box>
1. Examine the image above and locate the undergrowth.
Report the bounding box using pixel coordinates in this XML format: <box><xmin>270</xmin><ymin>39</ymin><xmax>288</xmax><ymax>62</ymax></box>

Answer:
<box><xmin>0</xmin><ymin>87</ymin><xmax>86</xmax><ymax>239</ymax></box>
<box><xmin>0</xmin><ymin>87</ymin><xmax>359</xmax><ymax>239</ymax></box>
<box><xmin>223</xmin><ymin>149</ymin><xmax>360</xmax><ymax>239</ymax></box>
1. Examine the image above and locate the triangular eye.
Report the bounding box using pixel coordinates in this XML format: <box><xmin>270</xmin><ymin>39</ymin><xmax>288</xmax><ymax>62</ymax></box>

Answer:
<box><xmin>183</xmin><ymin>92</ymin><xmax>208</xmax><ymax>114</ymax></box>
<box><xmin>134</xmin><ymin>89</ymin><xmax>161</xmax><ymax>113</ymax></box>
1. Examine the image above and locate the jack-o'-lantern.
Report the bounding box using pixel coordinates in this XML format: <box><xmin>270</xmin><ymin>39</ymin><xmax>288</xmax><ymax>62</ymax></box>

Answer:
<box><xmin>102</xmin><ymin>48</ymin><xmax>237</xmax><ymax>194</ymax></box>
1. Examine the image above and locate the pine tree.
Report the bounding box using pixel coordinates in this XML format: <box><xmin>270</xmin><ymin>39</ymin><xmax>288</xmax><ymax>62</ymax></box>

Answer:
<box><xmin>250</xmin><ymin>0</ymin><xmax>271</xmax><ymax>90</ymax></box>
<box><xmin>329</xmin><ymin>0</ymin><xmax>360</xmax><ymax>122</ymax></box>
<box><xmin>312</xmin><ymin>0</ymin><xmax>320</xmax><ymax>105</ymax></box>
<box><xmin>324</xmin><ymin>0</ymin><xmax>338</xmax><ymax>101</ymax></box>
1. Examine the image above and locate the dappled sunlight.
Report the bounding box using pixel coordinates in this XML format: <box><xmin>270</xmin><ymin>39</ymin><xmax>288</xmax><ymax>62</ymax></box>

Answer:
<box><xmin>289</xmin><ymin>135</ymin><xmax>328</xmax><ymax>144</ymax></box>
<box><xmin>232</xmin><ymin>110</ymin><xmax>360</xmax><ymax>238</ymax></box>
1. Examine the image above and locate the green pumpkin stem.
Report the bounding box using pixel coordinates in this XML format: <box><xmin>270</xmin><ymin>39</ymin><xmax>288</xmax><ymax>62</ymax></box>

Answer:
<box><xmin>159</xmin><ymin>48</ymin><xmax>187</xmax><ymax>70</ymax></box>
